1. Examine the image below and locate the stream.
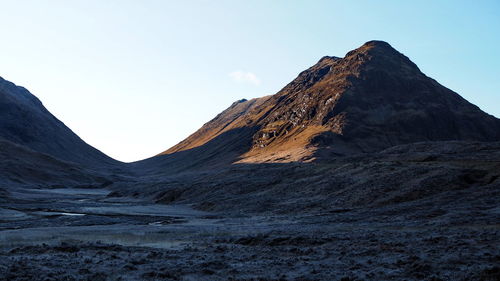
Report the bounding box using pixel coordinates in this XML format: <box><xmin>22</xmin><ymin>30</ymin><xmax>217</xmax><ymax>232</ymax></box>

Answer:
<box><xmin>0</xmin><ymin>187</ymin><xmax>271</xmax><ymax>249</ymax></box>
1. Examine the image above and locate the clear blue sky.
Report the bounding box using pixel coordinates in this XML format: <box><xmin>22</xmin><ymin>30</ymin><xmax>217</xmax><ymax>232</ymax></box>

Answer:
<box><xmin>1</xmin><ymin>1</ymin><xmax>499</xmax><ymax>162</ymax></box>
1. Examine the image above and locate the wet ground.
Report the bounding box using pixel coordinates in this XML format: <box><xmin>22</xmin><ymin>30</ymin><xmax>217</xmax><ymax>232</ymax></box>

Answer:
<box><xmin>0</xmin><ymin>187</ymin><xmax>499</xmax><ymax>280</ymax></box>
<box><xmin>0</xmin><ymin>187</ymin><xmax>212</xmax><ymax>248</ymax></box>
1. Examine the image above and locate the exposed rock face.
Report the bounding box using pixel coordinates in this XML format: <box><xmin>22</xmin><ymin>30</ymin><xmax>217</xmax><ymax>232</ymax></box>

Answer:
<box><xmin>0</xmin><ymin>76</ymin><xmax>117</xmax><ymax>166</ymax></box>
<box><xmin>157</xmin><ymin>41</ymin><xmax>500</xmax><ymax>164</ymax></box>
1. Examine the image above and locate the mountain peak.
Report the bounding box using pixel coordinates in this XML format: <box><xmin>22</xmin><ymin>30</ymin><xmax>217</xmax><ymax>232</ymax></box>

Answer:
<box><xmin>353</xmin><ymin>40</ymin><xmax>400</xmax><ymax>55</ymax></box>
<box><xmin>340</xmin><ymin>40</ymin><xmax>421</xmax><ymax>77</ymax></box>
<box><xmin>345</xmin><ymin>40</ymin><xmax>404</xmax><ymax>59</ymax></box>
<box><xmin>360</xmin><ymin>40</ymin><xmax>393</xmax><ymax>49</ymax></box>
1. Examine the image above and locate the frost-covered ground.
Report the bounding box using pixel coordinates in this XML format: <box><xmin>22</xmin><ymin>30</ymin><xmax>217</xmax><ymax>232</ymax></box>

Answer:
<box><xmin>0</xmin><ymin>187</ymin><xmax>499</xmax><ymax>281</ymax></box>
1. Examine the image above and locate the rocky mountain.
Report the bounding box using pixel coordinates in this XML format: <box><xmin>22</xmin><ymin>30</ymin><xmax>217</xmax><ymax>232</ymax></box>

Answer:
<box><xmin>0</xmin><ymin>76</ymin><xmax>118</xmax><ymax>166</ymax></box>
<box><xmin>157</xmin><ymin>41</ymin><xmax>500</xmax><ymax>166</ymax></box>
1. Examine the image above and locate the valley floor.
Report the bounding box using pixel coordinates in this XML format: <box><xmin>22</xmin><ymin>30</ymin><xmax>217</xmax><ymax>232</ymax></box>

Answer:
<box><xmin>0</xmin><ymin>187</ymin><xmax>499</xmax><ymax>281</ymax></box>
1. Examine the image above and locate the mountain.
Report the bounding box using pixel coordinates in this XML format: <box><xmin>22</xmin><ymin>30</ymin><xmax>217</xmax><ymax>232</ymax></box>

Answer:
<box><xmin>0</xmin><ymin>76</ymin><xmax>117</xmax><ymax>166</ymax></box>
<box><xmin>157</xmin><ymin>41</ymin><xmax>500</xmax><ymax>166</ymax></box>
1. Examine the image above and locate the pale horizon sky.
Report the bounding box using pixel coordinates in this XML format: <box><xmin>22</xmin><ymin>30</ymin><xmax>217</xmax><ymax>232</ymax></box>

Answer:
<box><xmin>1</xmin><ymin>0</ymin><xmax>499</xmax><ymax>162</ymax></box>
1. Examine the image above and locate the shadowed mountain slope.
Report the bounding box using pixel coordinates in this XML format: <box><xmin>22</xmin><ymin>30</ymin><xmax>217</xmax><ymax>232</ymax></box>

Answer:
<box><xmin>156</xmin><ymin>41</ymin><xmax>500</xmax><ymax>167</ymax></box>
<box><xmin>0</xmin><ymin>76</ymin><xmax>118</xmax><ymax>167</ymax></box>
<box><xmin>0</xmin><ymin>137</ymin><xmax>111</xmax><ymax>188</ymax></box>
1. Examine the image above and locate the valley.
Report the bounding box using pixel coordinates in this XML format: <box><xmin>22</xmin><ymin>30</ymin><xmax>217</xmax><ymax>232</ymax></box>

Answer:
<box><xmin>1</xmin><ymin>141</ymin><xmax>499</xmax><ymax>280</ymax></box>
<box><xmin>1</xmin><ymin>40</ymin><xmax>499</xmax><ymax>280</ymax></box>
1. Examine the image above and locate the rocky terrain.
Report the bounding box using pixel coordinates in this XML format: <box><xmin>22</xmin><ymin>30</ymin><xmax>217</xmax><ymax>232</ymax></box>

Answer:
<box><xmin>1</xmin><ymin>152</ymin><xmax>499</xmax><ymax>281</ymax></box>
<box><xmin>0</xmin><ymin>41</ymin><xmax>499</xmax><ymax>280</ymax></box>
<box><xmin>0</xmin><ymin>157</ymin><xmax>499</xmax><ymax>280</ymax></box>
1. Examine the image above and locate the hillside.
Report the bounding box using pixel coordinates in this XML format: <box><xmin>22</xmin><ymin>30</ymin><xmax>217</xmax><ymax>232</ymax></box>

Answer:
<box><xmin>0</xmin><ymin>76</ymin><xmax>118</xmax><ymax>166</ymax></box>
